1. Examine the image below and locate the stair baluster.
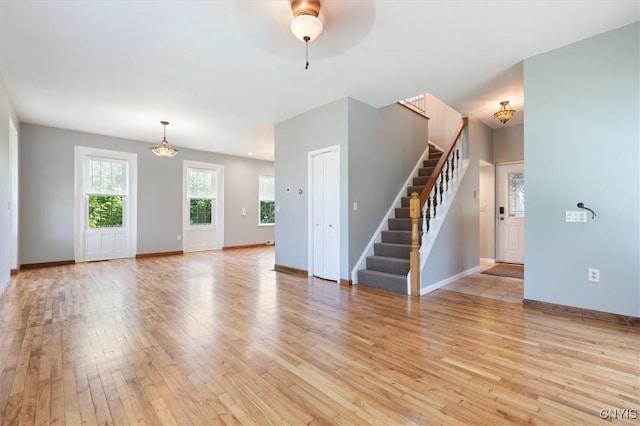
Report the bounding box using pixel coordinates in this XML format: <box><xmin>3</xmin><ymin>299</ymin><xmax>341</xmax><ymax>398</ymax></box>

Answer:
<box><xmin>425</xmin><ymin>197</ymin><xmax>431</xmax><ymax>231</ymax></box>
<box><xmin>445</xmin><ymin>159</ymin><xmax>450</xmax><ymax>191</ymax></box>
<box><xmin>450</xmin><ymin>151</ymin><xmax>456</xmax><ymax>182</ymax></box>
<box><xmin>432</xmin><ymin>186</ymin><xmax>438</xmax><ymax>219</ymax></box>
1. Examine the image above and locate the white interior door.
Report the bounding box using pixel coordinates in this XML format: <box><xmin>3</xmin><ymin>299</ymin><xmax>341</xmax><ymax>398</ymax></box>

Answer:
<box><xmin>311</xmin><ymin>148</ymin><xmax>339</xmax><ymax>281</ymax></box>
<box><xmin>497</xmin><ymin>162</ymin><xmax>525</xmax><ymax>264</ymax></box>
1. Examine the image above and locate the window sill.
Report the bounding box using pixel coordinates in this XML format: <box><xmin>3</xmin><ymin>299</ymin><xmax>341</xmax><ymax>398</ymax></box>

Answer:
<box><xmin>258</xmin><ymin>223</ymin><xmax>275</xmax><ymax>227</ymax></box>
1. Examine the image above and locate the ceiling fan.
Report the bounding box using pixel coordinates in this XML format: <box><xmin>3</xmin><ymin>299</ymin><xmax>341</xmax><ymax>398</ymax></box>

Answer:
<box><xmin>234</xmin><ymin>0</ymin><xmax>376</xmax><ymax>66</ymax></box>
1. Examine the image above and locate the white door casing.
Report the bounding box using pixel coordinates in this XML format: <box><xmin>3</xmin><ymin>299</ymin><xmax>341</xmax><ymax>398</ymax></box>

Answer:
<box><xmin>497</xmin><ymin>162</ymin><xmax>524</xmax><ymax>264</ymax></box>
<box><xmin>183</xmin><ymin>160</ymin><xmax>224</xmax><ymax>252</ymax></box>
<box><xmin>74</xmin><ymin>147</ymin><xmax>137</xmax><ymax>262</ymax></box>
<box><xmin>309</xmin><ymin>146</ymin><xmax>340</xmax><ymax>282</ymax></box>
<box><xmin>9</xmin><ymin>119</ymin><xmax>18</xmax><ymax>271</ymax></box>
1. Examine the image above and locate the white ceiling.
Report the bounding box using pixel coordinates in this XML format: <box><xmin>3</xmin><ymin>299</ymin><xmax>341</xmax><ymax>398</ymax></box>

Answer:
<box><xmin>1</xmin><ymin>1</ymin><xmax>637</xmax><ymax>161</ymax></box>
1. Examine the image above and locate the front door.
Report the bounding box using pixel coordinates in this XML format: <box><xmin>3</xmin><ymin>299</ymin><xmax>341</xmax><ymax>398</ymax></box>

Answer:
<box><xmin>497</xmin><ymin>162</ymin><xmax>524</xmax><ymax>264</ymax></box>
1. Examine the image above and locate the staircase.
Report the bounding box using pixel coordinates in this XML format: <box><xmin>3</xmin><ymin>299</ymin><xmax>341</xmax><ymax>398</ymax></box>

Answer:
<box><xmin>357</xmin><ymin>148</ymin><xmax>443</xmax><ymax>293</ymax></box>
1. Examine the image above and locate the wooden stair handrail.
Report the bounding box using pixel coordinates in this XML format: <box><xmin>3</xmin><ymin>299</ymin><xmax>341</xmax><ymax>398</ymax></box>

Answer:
<box><xmin>419</xmin><ymin>117</ymin><xmax>468</xmax><ymax>208</ymax></box>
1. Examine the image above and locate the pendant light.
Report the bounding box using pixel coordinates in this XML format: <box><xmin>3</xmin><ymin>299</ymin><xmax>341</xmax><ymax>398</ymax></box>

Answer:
<box><xmin>493</xmin><ymin>101</ymin><xmax>516</xmax><ymax>124</ymax></box>
<box><xmin>151</xmin><ymin>121</ymin><xmax>178</xmax><ymax>158</ymax></box>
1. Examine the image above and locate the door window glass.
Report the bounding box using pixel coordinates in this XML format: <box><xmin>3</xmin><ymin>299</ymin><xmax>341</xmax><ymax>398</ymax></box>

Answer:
<box><xmin>508</xmin><ymin>172</ymin><xmax>525</xmax><ymax>217</ymax></box>
<box><xmin>259</xmin><ymin>175</ymin><xmax>275</xmax><ymax>225</ymax></box>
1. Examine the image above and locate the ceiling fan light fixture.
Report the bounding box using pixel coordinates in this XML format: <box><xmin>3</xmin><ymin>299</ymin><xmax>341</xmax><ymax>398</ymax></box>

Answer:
<box><xmin>290</xmin><ymin>0</ymin><xmax>322</xmax><ymax>69</ymax></box>
<box><xmin>151</xmin><ymin>120</ymin><xmax>178</xmax><ymax>158</ymax></box>
<box><xmin>290</xmin><ymin>14</ymin><xmax>323</xmax><ymax>42</ymax></box>
<box><xmin>493</xmin><ymin>100</ymin><xmax>516</xmax><ymax>124</ymax></box>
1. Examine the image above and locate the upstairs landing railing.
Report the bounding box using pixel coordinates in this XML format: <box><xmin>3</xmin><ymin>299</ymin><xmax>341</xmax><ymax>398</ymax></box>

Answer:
<box><xmin>399</xmin><ymin>94</ymin><xmax>426</xmax><ymax>115</ymax></box>
<box><xmin>409</xmin><ymin>117</ymin><xmax>468</xmax><ymax>295</ymax></box>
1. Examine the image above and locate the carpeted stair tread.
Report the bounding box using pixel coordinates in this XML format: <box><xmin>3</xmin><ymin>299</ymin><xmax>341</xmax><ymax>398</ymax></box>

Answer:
<box><xmin>424</xmin><ymin>158</ymin><xmax>441</xmax><ymax>167</ymax></box>
<box><xmin>374</xmin><ymin>242</ymin><xmax>411</xmax><ymax>259</ymax></box>
<box><xmin>388</xmin><ymin>217</ymin><xmax>422</xmax><ymax>231</ymax></box>
<box><xmin>413</xmin><ymin>176</ymin><xmax>429</xmax><ymax>186</ymax></box>
<box><xmin>381</xmin><ymin>230</ymin><xmax>412</xmax><ymax>244</ymax></box>
<box><xmin>406</xmin><ymin>185</ymin><xmax>425</xmax><ymax>196</ymax></box>
<box><xmin>366</xmin><ymin>256</ymin><xmax>410</xmax><ymax>275</ymax></box>
<box><xmin>357</xmin><ymin>270</ymin><xmax>407</xmax><ymax>294</ymax></box>
<box><xmin>395</xmin><ymin>207</ymin><xmax>410</xmax><ymax>218</ymax></box>
<box><xmin>418</xmin><ymin>167</ymin><xmax>436</xmax><ymax>176</ymax></box>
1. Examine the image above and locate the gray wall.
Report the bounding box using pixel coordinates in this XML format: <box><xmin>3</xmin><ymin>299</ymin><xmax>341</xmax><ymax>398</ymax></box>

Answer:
<box><xmin>19</xmin><ymin>124</ymin><xmax>274</xmax><ymax>264</ymax></box>
<box><xmin>274</xmin><ymin>98</ymin><xmax>349</xmax><ymax>275</ymax></box>
<box><xmin>274</xmin><ymin>97</ymin><xmax>429</xmax><ymax>280</ymax></box>
<box><xmin>471</xmin><ymin>116</ymin><xmax>493</xmax><ymax>163</ymax></box>
<box><xmin>493</xmin><ymin>124</ymin><xmax>524</xmax><ymax>163</ymax></box>
<box><xmin>348</xmin><ymin>100</ymin><xmax>428</xmax><ymax>275</ymax></box>
<box><xmin>524</xmin><ymin>23</ymin><xmax>639</xmax><ymax>317</ymax></box>
<box><xmin>422</xmin><ymin>115</ymin><xmax>492</xmax><ymax>286</ymax></box>
<box><xmin>0</xmin><ymin>73</ymin><xmax>19</xmax><ymax>294</ymax></box>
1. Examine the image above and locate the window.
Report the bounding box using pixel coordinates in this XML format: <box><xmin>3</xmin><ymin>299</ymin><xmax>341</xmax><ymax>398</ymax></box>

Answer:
<box><xmin>187</xmin><ymin>167</ymin><xmax>216</xmax><ymax>226</ymax></box>
<box><xmin>259</xmin><ymin>175</ymin><xmax>275</xmax><ymax>225</ymax></box>
<box><xmin>86</xmin><ymin>157</ymin><xmax>125</xmax><ymax>228</ymax></box>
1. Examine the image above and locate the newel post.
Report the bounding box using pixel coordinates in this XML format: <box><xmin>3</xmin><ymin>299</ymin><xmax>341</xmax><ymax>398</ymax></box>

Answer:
<box><xmin>409</xmin><ymin>192</ymin><xmax>420</xmax><ymax>296</ymax></box>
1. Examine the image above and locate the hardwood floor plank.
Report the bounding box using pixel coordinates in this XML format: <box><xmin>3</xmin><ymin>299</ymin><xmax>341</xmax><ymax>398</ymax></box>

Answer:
<box><xmin>0</xmin><ymin>247</ymin><xmax>637</xmax><ymax>425</ymax></box>
<box><xmin>61</xmin><ymin>362</ymin><xmax>81</xmax><ymax>425</ymax></box>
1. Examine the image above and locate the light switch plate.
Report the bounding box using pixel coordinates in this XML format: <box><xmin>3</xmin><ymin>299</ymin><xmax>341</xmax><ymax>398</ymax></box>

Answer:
<box><xmin>565</xmin><ymin>210</ymin><xmax>587</xmax><ymax>222</ymax></box>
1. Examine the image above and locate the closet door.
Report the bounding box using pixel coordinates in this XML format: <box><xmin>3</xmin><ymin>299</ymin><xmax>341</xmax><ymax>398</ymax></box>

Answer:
<box><xmin>311</xmin><ymin>149</ymin><xmax>339</xmax><ymax>281</ymax></box>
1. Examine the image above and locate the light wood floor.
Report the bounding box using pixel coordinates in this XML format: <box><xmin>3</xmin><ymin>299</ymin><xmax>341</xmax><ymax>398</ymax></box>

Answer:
<box><xmin>0</xmin><ymin>247</ymin><xmax>638</xmax><ymax>425</ymax></box>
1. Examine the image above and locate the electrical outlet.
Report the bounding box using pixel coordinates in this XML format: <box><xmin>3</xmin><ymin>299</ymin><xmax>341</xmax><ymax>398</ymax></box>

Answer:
<box><xmin>588</xmin><ymin>268</ymin><xmax>600</xmax><ymax>282</ymax></box>
<box><xmin>177</xmin><ymin>234</ymin><xmax>181</xmax><ymax>241</ymax></box>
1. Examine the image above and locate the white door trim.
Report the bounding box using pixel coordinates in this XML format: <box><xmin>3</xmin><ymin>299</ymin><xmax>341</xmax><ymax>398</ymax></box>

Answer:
<box><xmin>9</xmin><ymin>118</ymin><xmax>18</xmax><ymax>271</ymax></box>
<box><xmin>307</xmin><ymin>145</ymin><xmax>340</xmax><ymax>281</ymax></box>
<box><xmin>74</xmin><ymin>146</ymin><xmax>138</xmax><ymax>262</ymax></box>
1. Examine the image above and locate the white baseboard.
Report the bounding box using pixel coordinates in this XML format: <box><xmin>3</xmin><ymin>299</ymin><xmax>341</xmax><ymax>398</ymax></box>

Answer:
<box><xmin>419</xmin><ymin>265</ymin><xmax>480</xmax><ymax>296</ymax></box>
<box><xmin>480</xmin><ymin>258</ymin><xmax>496</xmax><ymax>264</ymax></box>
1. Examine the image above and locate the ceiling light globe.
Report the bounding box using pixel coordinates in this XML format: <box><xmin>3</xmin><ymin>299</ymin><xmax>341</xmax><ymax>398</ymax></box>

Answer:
<box><xmin>290</xmin><ymin>15</ymin><xmax>323</xmax><ymax>42</ymax></box>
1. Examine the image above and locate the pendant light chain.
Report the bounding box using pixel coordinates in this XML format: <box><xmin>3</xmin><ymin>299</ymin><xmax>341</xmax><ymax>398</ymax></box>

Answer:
<box><xmin>304</xmin><ymin>35</ymin><xmax>310</xmax><ymax>69</ymax></box>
